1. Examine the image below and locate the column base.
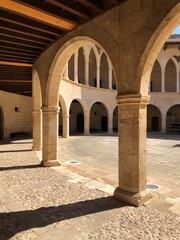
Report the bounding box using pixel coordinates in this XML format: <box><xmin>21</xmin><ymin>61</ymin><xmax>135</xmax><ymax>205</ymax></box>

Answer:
<box><xmin>31</xmin><ymin>146</ymin><xmax>42</xmax><ymax>151</ymax></box>
<box><xmin>83</xmin><ymin>132</ymin><xmax>90</xmax><ymax>136</ymax></box>
<box><xmin>41</xmin><ymin>159</ymin><xmax>61</xmax><ymax>167</ymax></box>
<box><xmin>62</xmin><ymin>135</ymin><xmax>69</xmax><ymax>138</ymax></box>
<box><xmin>114</xmin><ymin>187</ymin><xmax>152</xmax><ymax>207</ymax></box>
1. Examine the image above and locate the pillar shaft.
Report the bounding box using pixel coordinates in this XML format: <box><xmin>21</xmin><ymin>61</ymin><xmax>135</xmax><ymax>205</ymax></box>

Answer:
<box><xmin>84</xmin><ymin>115</ymin><xmax>90</xmax><ymax>135</ymax></box>
<box><xmin>85</xmin><ymin>60</ymin><xmax>89</xmax><ymax>85</ymax></box>
<box><xmin>161</xmin><ymin>71</ymin><xmax>165</xmax><ymax>92</ymax></box>
<box><xmin>62</xmin><ymin>114</ymin><xmax>69</xmax><ymax>138</ymax></box>
<box><xmin>74</xmin><ymin>51</ymin><xmax>78</xmax><ymax>83</ymax></box>
<box><xmin>114</xmin><ymin>94</ymin><xmax>151</xmax><ymax>206</ymax></box>
<box><xmin>41</xmin><ymin>106</ymin><xmax>61</xmax><ymax>167</ymax></box>
<box><xmin>96</xmin><ymin>64</ymin><xmax>100</xmax><ymax>88</ymax></box>
<box><xmin>108</xmin><ymin>114</ymin><xmax>113</xmax><ymax>134</ymax></box>
<box><xmin>32</xmin><ymin>110</ymin><xmax>42</xmax><ymax>151</ymax></box>
<box><xmin>176</xmin><ymin>70</ymin><xmax>179</xmax><ymax>92</ymax></box>
<box><xmin>108</xmin><ymin>66</ymin><xmax>113</xmax><ymax>89</ymax></box>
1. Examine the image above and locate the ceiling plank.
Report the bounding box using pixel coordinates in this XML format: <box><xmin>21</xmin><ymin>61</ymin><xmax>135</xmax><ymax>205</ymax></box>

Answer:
<box><xmin>0</xmin><ymin>0</ymin><xmax>77</xmax><ymax>30</ymax></box>
<box><xmin>0</xmin><ymin>61</ymin><xmax>32</xmax><ymax>67</ymax></box>
<box><xmin>46</xmin><ymin>0</ymin><xmax>90</xmax><ymax>19</ymax></box>
<box><xmin>77</xmin><ymin>0</ymin><xmax>103</xmax><ymax>13</ymax></box>
<box><xmin>0</xmin><ymin>24</ymin><xmax>56</xmax><ymax>41</ymax></box>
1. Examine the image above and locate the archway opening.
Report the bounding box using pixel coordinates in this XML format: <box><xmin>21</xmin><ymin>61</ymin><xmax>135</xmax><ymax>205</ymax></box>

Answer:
<box><xmin>89</xmin><ymin>48</ymin><xmax>97</xmax><ymax>87</ymax></box>
<box><xmin>165</xmin><ymin>59</ymin><xmax>176</xmax><ymax>92</ymax></box>
<box><xmin>147</xmin><ymin>105</ymin><xmax>161</xmax><ymax>132</ymax></box>
<box><xmin>58</xmin><ymin>102</ymin><xmax>63</xmax><ymax>137</ymax></box>
<box><xmin>78</xmin><ymin>47</ymin><xmax>85</xmax><ymax>85</ymax></box>
<box><xmin>69</xmin><ymin>100</ymin><xmax>84</xmax><ymax>135</ymax></box>
<box><xmin>100</xmin><ymin>53</ymin><xmax>108</xmax><ymax>89</ymax></box>
<box><xmin>150</xmin><ymin>60</ymin><xmax>161</xmax><ymax>92</ymax></box>
<box><xmin>90</xmin><ymin>102</ymin><xmax>108</xmax><ymax>133</ymax></box>
<box><xmin>166</xmin><ymin>104</ymin><xmax>180</xmax><ymax>133</ymax></box>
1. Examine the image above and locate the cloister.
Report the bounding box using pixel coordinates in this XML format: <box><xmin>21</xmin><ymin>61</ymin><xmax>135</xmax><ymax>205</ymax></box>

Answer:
<box><xmin>30</xmin><ymin>1</ymin><xmax>180</xmax><ymax>206</ymax></box>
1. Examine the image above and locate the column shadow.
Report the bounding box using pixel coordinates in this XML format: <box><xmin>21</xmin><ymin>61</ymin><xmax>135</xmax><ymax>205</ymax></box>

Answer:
<box><xmin>0</xmin><ymin>196</ymin><xmax>125</xmax><ymax>239</ymax></box>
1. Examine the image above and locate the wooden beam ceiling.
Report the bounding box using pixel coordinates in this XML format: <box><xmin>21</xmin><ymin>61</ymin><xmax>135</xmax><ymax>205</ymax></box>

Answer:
<box><xmin>0</xmin><ymin>0</ymin><xmax>77</xmax><ymax>30</ymax></box>
<box><xmin>0</xmin><ymin>0</ymin><xmax>124</xmax><ymax>96</ymax></box>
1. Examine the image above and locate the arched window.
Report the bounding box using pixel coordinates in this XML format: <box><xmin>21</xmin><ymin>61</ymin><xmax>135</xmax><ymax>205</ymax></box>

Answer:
<box><xmin>150</xmin><ymin>60</ymin><xmax>161</xmax><ymax>92</ymax></box>
<box><xmin>165</xmin><ymin>59</ymin><xmax>176</xmax><ymax>92</ymax></box>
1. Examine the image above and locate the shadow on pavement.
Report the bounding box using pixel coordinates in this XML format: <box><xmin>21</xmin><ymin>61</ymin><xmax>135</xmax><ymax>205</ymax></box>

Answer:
<box><xmin>0</xmin><ymin>196</ymin><xmax>125</xmax><ymax>240</ymax></box>
<box><xmin>0</xmin><ymin>164</ymin><xmax>41</xmax><ymax>171</ymax></box>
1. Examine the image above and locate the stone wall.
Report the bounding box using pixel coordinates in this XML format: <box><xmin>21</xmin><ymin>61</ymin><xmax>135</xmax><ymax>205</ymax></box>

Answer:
<box><xmin>0</xmin><ymin>91</ymin><xmax>32</xmax><ymax>139</ymax></box>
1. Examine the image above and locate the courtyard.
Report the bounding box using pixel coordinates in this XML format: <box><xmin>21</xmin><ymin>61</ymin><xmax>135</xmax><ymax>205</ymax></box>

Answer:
<box><xmin>0</xmin><ymin>133</ymin><xmax>179</xmax><ymax>239</ymax></box>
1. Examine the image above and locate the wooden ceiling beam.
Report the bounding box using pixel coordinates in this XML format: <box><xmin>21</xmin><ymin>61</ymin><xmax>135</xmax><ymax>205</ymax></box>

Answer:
<box><xmin>0</xmin><ymin>24</ymin><xmax>56</xmax><ymax>41</ymax></box>
<box><xmin>0</xmin><ymin>28</ymin><xmax>52</xmax><ymax>45</ymax></box>
<box><xmin>0</xmin><ymin>61</ymin><xmax>33</xmax><ymax>67</ymax></box>
<box><xmin>0</xmin><ymin>34</ymin><xmax>47</xmax><ymax>50</ymax></box>
<box><xmin>0</xmin><ymin>0</ymin><xmax>76</xmax><ymax>30</ymax></box>
<box><xmin>0</xmin><ymin>53</ymin><xmax>36</xmax><ymax>61</ymax></box>
<box><xmin>0</xmin><ymin>80</ymin><xmax>32</xmax><ymax>82</ymax></box>
<box><xmin>46</xmin><ymin>0</ymin><xmax>90</xmax><ymax>19</ymax></box>
<box><xmin>0</xmin><ymin>10</ymin><xmax>63</xmax><ymax>36</ymax></box>
<box><xmin>76</xmin><ymin>0</ymin><xmax>103</xmax><ymax>13</ymax></box>
<box><xmin>0</xmin><ymin>57</ymin><xmax>34</xmax><ymax>64</ymax></box>
<box><xmin>0</xmin><ymin>44</ymin><xmax>41</xmax><ymax>56</ymax></box>
<box><xmin>0</xmin><ymin>49</ymin><xmax>38</xmax><ymax>58</ymax></box>
<box><xmin>0</xmin><ymin>39</ymin><xmax>44</xmax><ymax>51</ymax></box>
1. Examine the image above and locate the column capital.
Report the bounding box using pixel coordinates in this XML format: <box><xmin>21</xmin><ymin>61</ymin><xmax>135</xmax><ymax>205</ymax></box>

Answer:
<box><xmin>32</xmin><ymin>109</ymin><xmax>42</xmax><ymax>113</ymax></box>
<box><xmin>116</xmin><ymin>94</ymin><xmax>150</xmax><ymax>105</ymax></box>
<box><xmin>42</xmin><ymin>106</ymin><xmax>60</xmax><ymax>113</ymax></box>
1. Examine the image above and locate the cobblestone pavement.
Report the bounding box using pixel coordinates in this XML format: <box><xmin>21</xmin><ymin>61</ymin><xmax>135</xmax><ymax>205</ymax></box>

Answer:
<box><xmin>0</xmin><ymin>137</ymin><xmax>180</xmax><ymax>239</ymax></box>
<box><xmin>58</xmin><ymin>133</ymin><xmax>180</xmax><ymax>216</ymax></box>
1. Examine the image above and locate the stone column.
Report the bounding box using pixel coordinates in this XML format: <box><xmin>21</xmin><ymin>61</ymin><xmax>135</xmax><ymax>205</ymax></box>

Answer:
<box><xmin>161</xmin><ymin>115</ymin><xmax>166</xmax><ymax>133</ymax></box>
<box><xmin>64</xmin><ymin>63</ymin><xmax>69</xmax><ymax>79</ymax></box>
<box><xmin>108</xmin><ymin>113</ymin><xmax>113</xmax><ymax>134</ymax></box>
<box><xmin>96</xmin><ymin>63</ymin><xmax>100</xmax><ymax>88</ymax></box>
<box><xmin>114</xmin><ymin>94</ymin><xmax>152</xmax><ymax>206</ymax></box>
<box><xmin>74</xmin><ymin>50</ymin><xmax>79</xmax><ymax>83</ymax></box>
<box><xmin>176</xmin><ymin>69</ymin><xmax>179</xmax><ymax>92</ymax></box>
<box><xmin>85</xmin><ymin>60</ymin><xmax>89</xmax><ymax>85</ymax></box>
<box><xmin>108</xmin><ymin>66</ymin><xmax>113</xmax><ymax>89</ymax></box>
<box><xmin>32</xmin><ymin>110</ymin><xmax>42</xmax><ymax>151</ymax></box>
<box><xmin>62</xmin><ymin>114</ymin><xmax>69</xmax><ymax>138</ymax></box>
<box><xmin>84</xmin><ymin>115</ymin><xmax>90</xmax><ymax>135</ymax></box>
<box><xmin>161</xmin><ymin>71</ymin><xmax>165</xmax><ymax>92</ymax></box>
<box><xmin>41</xmin><ymin>106</ymin><xmax>61</xmax><ymax>167</ymax></box>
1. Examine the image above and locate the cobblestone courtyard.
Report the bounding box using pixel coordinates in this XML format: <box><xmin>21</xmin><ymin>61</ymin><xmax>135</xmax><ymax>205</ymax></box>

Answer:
<box><xmin>0</xmin><ymin>133</ymin><xmax>180</xmax><ymax>239</ymax></box>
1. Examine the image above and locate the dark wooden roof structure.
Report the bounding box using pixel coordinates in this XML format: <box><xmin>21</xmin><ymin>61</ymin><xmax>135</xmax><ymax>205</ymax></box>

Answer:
<box><xmin>0</xmin><ymin>0</ymin><xmax>124</xmax><ymax>96</ymax></box>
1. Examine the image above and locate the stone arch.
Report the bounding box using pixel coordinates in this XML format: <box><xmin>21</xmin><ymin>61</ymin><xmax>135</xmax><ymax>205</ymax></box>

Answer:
<box><xmin>32</xmin><ymin>70</ymin><xmax>42</xmax><ymax>111</ymax></box>
<box><xmin>150</xmin><ymin>60</ymin><xmax>162</xmax><ymax>92</ymax></box>
<box><xmin>147</xmin><ymin>104</ymin><xmax>162</xmax><ymax>132</ymax></box>
<box><xmin>46</xmin><ymin>36</ymin><xmax>116</xmax><ymax>108</ymax></box>
<box><xmin>136</xmin><ymin>4</ymin><xmax>180</xmax><ymax>95</ymax></box>
<box><xmin>59</xmin><ymin>95</ymin><xmax>68</xmax><ymax>137</ymax></box>
<box><xmin>90</xmin><ymin>102</ymin><xmax>108</xmax><ymax>133</ymax></box>
<box><xmin>166</xmin><ymin>104</ymin><xmax>180</xmax><ymax>131</ymax></box>
<box><xmin>165</xmin><ymin>58</ymin><xmax>177</xmax><ymax>92</ymax></box>
<box><xmin>32</xmin><ymin>70</ymin><xmax>42</xmax><ymax>151</ymax></box>
<box><xmin>69</xmin><ymin>99</ymin><xmax>85</xmax><ymax>135</ymax></box>
<box><xmin>0</xmin><ymin>106</ymin><xmax>4</xmax><ymax>139</ymax></box>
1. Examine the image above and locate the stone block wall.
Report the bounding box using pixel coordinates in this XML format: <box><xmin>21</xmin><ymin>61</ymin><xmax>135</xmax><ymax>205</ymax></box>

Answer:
<box><xmin>0</xmin><ymin>90</ymin><xmax>32</xmax><ymax>139</ymax></box>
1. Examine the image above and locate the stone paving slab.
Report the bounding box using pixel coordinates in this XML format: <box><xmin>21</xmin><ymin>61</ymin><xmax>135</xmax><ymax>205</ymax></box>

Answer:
<box><xmin>0</xmin><ymin>138</ymin><xmax>180</xmax><ymax>239</ymax></box>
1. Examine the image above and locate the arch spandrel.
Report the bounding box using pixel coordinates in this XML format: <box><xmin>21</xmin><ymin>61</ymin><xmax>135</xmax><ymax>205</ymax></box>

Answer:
<box><xmin>116</xmin><ymin>0</ymin><xmax>180</xmax><ymax>96</ymax></box>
